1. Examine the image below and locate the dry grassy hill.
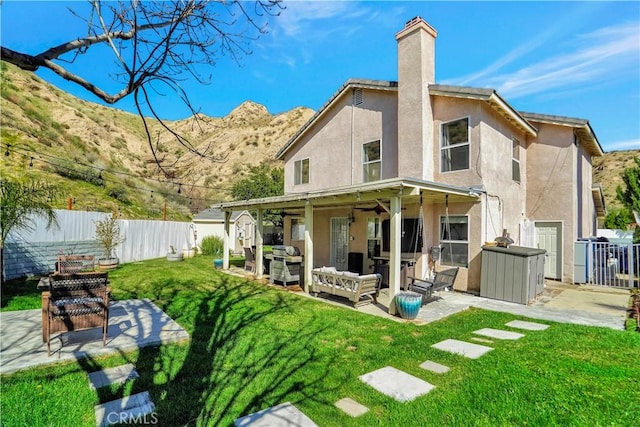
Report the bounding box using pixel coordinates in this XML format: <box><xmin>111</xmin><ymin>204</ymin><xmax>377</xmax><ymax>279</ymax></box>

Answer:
<box><xmin>593</xmin><ymin>150</ymin><xmax>639</xmax><ymax>212</ymax></box>
<box><xmin>0</xmin><ymin>62</ymin><xmax>313</xmax><ymax>219</ymax></box>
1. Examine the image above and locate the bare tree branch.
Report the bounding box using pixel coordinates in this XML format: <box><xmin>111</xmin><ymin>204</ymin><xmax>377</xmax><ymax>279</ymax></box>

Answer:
<box><xmin>1</xmin><ymin>0</ymin><xmax>282</xmax><ymax>175</ymax></box>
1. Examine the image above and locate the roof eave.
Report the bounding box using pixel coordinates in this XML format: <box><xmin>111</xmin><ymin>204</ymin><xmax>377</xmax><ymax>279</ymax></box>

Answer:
<box><xmin>213</xmin><ymin>177</ymin><xmax>480</xmax><ymax>212</ymax></box>
<box><xmin>275</xmin><ymin>79</ymin><xmax>398</xmax><ymax>160</ymax></box>
<box><xmin>429</xmin><ymin>85</ymin><xmax>537</xmax><ymax>137</ymax></box>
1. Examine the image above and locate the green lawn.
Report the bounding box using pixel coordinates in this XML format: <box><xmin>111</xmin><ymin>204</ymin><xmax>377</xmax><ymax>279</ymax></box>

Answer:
<box><xmin>2</xmin><ymin>257</ymin><xmax>639</xmax><ymax>426</ymax></box>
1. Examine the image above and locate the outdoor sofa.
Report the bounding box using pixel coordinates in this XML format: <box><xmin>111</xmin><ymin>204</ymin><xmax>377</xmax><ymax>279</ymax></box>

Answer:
<box><xmin>311</xmin><ymin>267</ymin><xmax>381</xmax><ymax>307</ymax></box>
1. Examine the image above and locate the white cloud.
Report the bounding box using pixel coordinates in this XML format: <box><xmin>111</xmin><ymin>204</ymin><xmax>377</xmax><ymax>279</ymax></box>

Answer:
<box><xmin>604</xmin><ymin>139</ymin><xmax>640</xmax><ymax>152</ymax></box>
<box><xmin>264</xmin><ymin>1</ymin><xmax>403</xmax><ymax>69</ymax></box>
<box><xmin>488</xmin><ymin>21</ymin><xmax>640</xmax><ymax>99</ymax></box>
<box><xmin>444</xmin><ymin>21</ymin><xmax>639</xmax><ymax>100</ymax></box>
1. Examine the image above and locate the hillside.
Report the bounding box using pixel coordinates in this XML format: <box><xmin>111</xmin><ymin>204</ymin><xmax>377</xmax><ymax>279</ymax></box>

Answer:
<box><xmin>0</xmin><ymin>61</ymin><xmax>313</xmax><ymax>219</ymax></box>
<box><xmin>1</xmin><ymin>61</ymin><xmax>637</xmax><ymax>220</ymax></box>
<box><xmin>593</xmin><ymin>149</ymin><xmax>639</xmax><ymax>212</ymax></box>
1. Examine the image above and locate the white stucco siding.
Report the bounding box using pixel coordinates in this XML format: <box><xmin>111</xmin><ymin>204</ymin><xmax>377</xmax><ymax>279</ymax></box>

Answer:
<box><xmin>283</xmin><ymin>90</ymin><xmax>397</xmax><ymax>194</ymax></box>
<box><xmin>525</xmin><ymin>122</ymin><xmax>578</xmax><ymax>282</ymax></box>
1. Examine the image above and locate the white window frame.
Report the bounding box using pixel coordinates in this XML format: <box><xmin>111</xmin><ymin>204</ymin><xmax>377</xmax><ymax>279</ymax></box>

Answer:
<box><xmin>440</xmin><ymin>117</ymin><xmax>470</xmax><ymax>173</ymax></box>
<box><xmin>362</xmin><ymin>139</ymin><xmax>381</xmax><ymax>183</ymax></box>
<box><xmin>512</xmin><ymin>138</ymin><xmax>521</xmax><ymax>183</ymax></box>
<box><xmin>294</xmin><ymin>158</ymin><xmax>309</xmax><ymax>185</ymax></box>
<box><xmin>439</xmin><ymin>215</ymin><xmax>469</xmax><ymax>267</ymax></box>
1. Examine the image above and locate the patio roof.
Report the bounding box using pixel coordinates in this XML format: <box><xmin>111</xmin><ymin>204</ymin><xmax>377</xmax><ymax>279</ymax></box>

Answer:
<box><xmin>213</xmin><ymin>177</ymin><xmax>481</xmax><ymax>212</ymax></box>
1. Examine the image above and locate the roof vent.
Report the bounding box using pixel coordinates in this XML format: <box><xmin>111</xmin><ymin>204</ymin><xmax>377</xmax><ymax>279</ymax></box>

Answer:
<box><xmin>353</xmin><ymin>88</ymin><xmax>363</xmax><ymax>106</ymax></box>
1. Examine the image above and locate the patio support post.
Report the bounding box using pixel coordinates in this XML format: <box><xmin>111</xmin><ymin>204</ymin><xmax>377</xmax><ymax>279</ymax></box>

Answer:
<box><xmin>223</xmin><ymin>211</ymin><xmax>231</xmax><ymax>269</ymax></box>
<box><xmin>304</xmin><ymin>202</ymin><xmax>314</xmax><ymax>293</ymax></box>
<box><xmin>255</xmin><ymin>209</ymin><xmax>264</xmax><ymax>278</ymax></box>
<box><xmin>388</xmin><ymin>196</ymin><xmax>402</xmax><ymax>315</ymax></box>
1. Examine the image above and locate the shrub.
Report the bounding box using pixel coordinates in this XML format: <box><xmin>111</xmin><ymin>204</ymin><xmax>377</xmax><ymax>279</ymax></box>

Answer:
<box><xmin>200</xmin><ymin>235</ymin><xmax>224</xmax><ymax>256</ymax></box>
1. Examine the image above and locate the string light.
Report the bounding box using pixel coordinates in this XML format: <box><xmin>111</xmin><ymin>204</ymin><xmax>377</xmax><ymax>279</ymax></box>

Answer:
<box><xmin>2</xmin><ymin>143</ymin><xmax>228</xmax><ymax>205</ymax></box>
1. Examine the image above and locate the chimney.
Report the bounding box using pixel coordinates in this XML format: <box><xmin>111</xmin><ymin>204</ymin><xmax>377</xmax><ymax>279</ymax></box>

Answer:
<box><xmin>396</xmin><ymin>17</ymin><xmax>437</xmax><ymax>180</ymax></box>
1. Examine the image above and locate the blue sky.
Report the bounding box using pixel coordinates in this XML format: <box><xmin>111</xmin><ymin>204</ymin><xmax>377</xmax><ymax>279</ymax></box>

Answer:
<box><xmin>1</xmin><ymin>1</ymin><xmax>639</xmax><ymax>152</ymax></box>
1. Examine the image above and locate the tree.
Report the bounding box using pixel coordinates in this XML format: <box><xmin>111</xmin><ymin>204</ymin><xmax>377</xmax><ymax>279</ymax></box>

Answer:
<box><xmin>1</xmin><ymin>0</ymin><xmax>282</xmax><ymax>174</ymax></box>
<box><xmin>0</xmin><ymin>179</ymin><xmax>59</xmax><ymax>285</ymax></box>
<box><xmin>615</xmin><ymin>157</ymin><xmax>640</xmax><ymax>243</ymax></box>
<box><xmin>231</xmin><ymin>163</ymin><xmax>283</xmax><ymax>227</ymax></box>
<box><xmin>604</xmin><ymin>208</ymin><xmax>633</xmax><ymax>230</ymax></box>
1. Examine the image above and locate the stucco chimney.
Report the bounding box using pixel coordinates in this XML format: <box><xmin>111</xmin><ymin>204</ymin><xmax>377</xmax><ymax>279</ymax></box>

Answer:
<box><xmin>396</xmin><ymin>17</ymin><xmax>437</xmax><ymax>180</ymax></box>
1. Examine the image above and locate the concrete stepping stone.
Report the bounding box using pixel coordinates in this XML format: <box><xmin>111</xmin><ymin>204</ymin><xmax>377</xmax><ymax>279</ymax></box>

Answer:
<box><xmin>359</xmin><ymin>366</ymin><xmax>435</xmax><ymax>402</ymax></box>
<box><xmin>94</xmin><ymin>391</ymin><xmax>155</xmax><ymax>427</ymax></box>
<box><xmin>234</xmin><ymin>402</ymin><xmax>317</xmax><ymax>426</ymax></box>
<box><xmin>473</xmin><ymin>328</ymin><xmax>525</xmax><ymax>340</ymax></box>
<box><xmin>419</xmin><ymin>360</ymin><xmax>450</xmax><ymax>374</ymax></box>
<box><xmin>506</xmin><ymin>320</ymin><xmax>549</xmax><ymax>331</ymax></box>
<box><xmin>88</xmin><ymin>364</ymin><xmax>139</xmax><ymax>390</ymax></box>
<box><xmin>335</xmin><ymin>398</ymin><xmax>369</xmax><ymax>417</ymax></box>
<box><xmin>432</xmin><ymin>339</ymin><xmax>493</xmax><ymax>359</ymax></box>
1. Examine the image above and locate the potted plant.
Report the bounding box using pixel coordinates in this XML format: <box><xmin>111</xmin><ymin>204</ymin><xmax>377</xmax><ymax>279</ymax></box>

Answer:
<box><xmin>94</xmin><ymin>214</ymin><xmax>125</xmax><ymax>270</ymax></box>
<box><xmin>167</xmin><ymin>245</ymin><xmax>184</xmax><ymax>262</ymax></box>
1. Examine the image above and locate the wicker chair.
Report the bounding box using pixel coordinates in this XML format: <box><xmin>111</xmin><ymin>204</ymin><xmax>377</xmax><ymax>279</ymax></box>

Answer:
<box><xmin>56</xmin><ymin>255</ymin><xmax>95</xmax><ymax>274</ymax></box>
<box><xmin>42</xmin><ymin>272</ymin><xmax>110</xmax><ymax>356</ymax></box>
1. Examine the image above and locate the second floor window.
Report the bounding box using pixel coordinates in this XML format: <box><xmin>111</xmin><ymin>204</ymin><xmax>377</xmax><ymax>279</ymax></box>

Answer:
<box><xmin>363</xmin><ymin>140</ymin><xmax>381</xmax><ymax>182</ymax></box>
<box><xmin>294</xmin><ymin>158</ymin><xmax>309</xmax><ymax>185</ymax></box>
<box><xmin>441</xmin><ymin>117</ymin><xmax>469</xmax><ymax>172</ymax></box>
<box><xmin>512</xmin><ymin>139</ymin><xmax>521</xmax><ymax>183</ymax></box>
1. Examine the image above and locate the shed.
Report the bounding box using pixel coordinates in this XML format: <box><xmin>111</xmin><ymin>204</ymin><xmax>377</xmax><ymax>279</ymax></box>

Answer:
<box><xmin>192</xmin><ymin>208</ymin><xmax>255</xmax><ymax>254</ymax></box>
<box><xmin>480</xmin><ymin>245</ymin><xmax>546</xmax><ymax>304</ymax></box>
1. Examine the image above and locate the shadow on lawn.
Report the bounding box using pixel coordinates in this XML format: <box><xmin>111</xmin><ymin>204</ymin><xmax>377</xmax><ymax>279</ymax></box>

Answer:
<box><xmin>81</xmin><ymin>274</ymin><xmax>336</xmax><ymax>426</ymax></box>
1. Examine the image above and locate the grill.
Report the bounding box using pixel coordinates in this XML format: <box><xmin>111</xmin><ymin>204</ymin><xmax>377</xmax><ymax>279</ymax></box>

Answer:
<box><xmin>269</xmin><ymin>246</ymin><xmax>303</xmax><ymax>287</ymax></box>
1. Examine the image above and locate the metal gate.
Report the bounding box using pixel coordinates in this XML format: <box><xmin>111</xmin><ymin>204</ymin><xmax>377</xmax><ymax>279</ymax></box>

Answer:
<box><xmin>575</xmin><ymin>241</ymin><xmax>639</xmax><ymax>288</ymax></box>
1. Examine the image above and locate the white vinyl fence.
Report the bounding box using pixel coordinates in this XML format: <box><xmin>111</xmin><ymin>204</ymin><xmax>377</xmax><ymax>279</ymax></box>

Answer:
<box><xmin>3</xmin><ymin>210</ymin><xmax>195</xmax><ymax>279</ymax></box>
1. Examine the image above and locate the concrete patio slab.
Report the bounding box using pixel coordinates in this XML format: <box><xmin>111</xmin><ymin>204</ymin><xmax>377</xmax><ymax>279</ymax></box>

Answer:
<box><xmin>359</xmin><ymin>366</ymin><xmax>435</xmax><ymax>402</ymax></box>
<box><xmin>432</xmin><ymin>339</ymin><xmax>493</xmax><ymax>359</ymax></box>
<box><xmin>0</xmin><ymin>299</ymin><xmax>189</xmax><ymax>374</ymax></box>
<box><xmin>88</xmin><ymin>363</ymin><xmax>139</xmax><ymax>390</ymax></box>
<box><xmin>335</xmin><ymin>398</ymin><xmax>369</xmax><ymax>417</ymax></box>
<box><xmin>419</xmin><ymin>360</ymin><xmax>450</xmax><ymax>374</ymax></box>
<box><xmin>505</xmin><ymin>320</ymin><xmax>550</xmax><ymax>331</ymax></box>
<box><xmin>234</xmin><ymin>402</ymin><xmax>317</xmax><ymax>427</ymax></box>
<box><xmin>473</xmin><ymin>328</ymin><xmax>525</xmax><ymax>340</ymax></box>
<box><xmin>94</xmin><ymin>391</ymin><xmax>155</xmax><ymax>427</ymax></box>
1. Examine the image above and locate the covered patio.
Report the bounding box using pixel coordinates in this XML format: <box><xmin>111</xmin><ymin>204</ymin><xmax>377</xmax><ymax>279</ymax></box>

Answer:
<box><xmin>214</xmin><ymin>177</ymin><xmax>480</xmax><ymax>315</ymax></box>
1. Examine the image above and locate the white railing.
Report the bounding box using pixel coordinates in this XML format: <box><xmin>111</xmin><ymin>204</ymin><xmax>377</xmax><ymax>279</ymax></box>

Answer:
<box><xmin>576</xmin><ymin>241</ymin><xmax>639</xmax><ymax>289</ymax></box>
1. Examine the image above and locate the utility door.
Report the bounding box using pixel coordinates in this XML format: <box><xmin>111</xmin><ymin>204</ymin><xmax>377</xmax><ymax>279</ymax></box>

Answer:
<box><xmin>330</xmin><ymin>217</ymin><xmax>349</xmax><ymax>270</ymax></box>
<box><xmin>535</xmin><ymin>222</ymin><xmax>562</xmax><ymax>280</ymax></box>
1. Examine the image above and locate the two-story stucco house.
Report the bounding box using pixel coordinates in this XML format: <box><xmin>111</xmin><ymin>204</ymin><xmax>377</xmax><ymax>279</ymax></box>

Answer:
<box><xmin>216</xmin><ymin>17</ymin><xmax>604</xmax><ymax>309</ymax></box>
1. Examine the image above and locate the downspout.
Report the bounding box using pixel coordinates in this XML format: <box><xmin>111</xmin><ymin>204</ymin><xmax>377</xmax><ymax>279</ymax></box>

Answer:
<box><xmin>351</xmin><ymin>88</ymin><xmax>355</xmax><ymax>185</ymax></box>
